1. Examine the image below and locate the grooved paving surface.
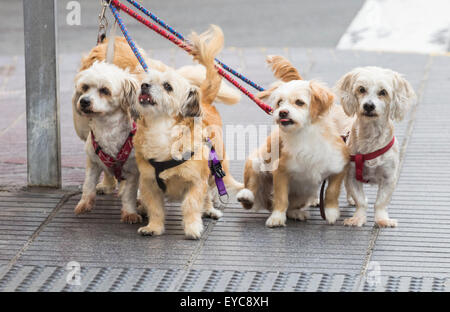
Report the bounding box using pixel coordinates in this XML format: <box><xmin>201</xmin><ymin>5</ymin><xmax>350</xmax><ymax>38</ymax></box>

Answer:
<box><xmin>0</xmin><ymin>48</ymin><xmax>449</xmax><ymax>291</ymax></box>
<box><xmin>1</xmin><ymin>265</ymin><xmax>449</xmax><ymax>292</ymax></box>
<box><xmin>370</xmin><ymin>55</ymin><xmax>450</xmax><ymax>278</ymax></box>
<box><xmin>0</xmin><ymin>191</ymin><xmax>64</xmax><ymax>264</ymax></box>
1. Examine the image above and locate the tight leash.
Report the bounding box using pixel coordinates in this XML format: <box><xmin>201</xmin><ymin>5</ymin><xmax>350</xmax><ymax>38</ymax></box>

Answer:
<box><xmin>109</xmin><ymin>0</ymin><xmax>273</xmax><ymax>115</ymax></box>
<box><xmin>124</xmin><ymin>0</ymin><xmax>266</xmax><ymax>92</ymax></box>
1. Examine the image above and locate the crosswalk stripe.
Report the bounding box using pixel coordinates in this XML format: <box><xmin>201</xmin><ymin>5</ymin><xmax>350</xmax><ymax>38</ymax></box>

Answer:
<box><xmin>337</xmin><ymin>0</ymin><xmax>450</xmax><ymax>54</ymax></box>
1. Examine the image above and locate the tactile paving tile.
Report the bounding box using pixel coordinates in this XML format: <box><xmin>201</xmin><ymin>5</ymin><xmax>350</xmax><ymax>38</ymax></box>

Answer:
<box><xmin>0</xmin><ymin>265</ymin><xmax>184</xmax><ymax>292</ymax></box>
<box><xmin>1</xmin><ymin>48</ymin><xmax>446</xmax><ymax>291</ymax></box>
<box><xmin>0</xmin><ymin>191</ymin><xmax>64</xmax><ymax>264</ymax></box>
<box><xmin>2</xmin><ymin>265</ymin><xmax>449</xmax><ymax>292</ymax></box>
<box><xmin>15</xmin><ymin>194</ymin><xmax>214</xmax><ymax>269</ymax></box>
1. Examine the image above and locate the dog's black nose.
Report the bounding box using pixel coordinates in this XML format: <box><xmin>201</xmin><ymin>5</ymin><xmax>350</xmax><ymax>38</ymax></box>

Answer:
<box><xmin>279</xmin><ymin>110</ymin><xmax>289</xmax><ymax>118</ymax></box>
<box><xmin>141</xmin><ymin>83</ymin><xmax>151</xmax><ymax>93</ymax></box>
<box><xmin>363</xmin><ymin>102</ymin><xmax>375</xmax><ymax>112</ymax></box>
<box><xmin>80</xmin><ymin>97</ymin><xmax>91</xmax><ymax>109</ymax></box>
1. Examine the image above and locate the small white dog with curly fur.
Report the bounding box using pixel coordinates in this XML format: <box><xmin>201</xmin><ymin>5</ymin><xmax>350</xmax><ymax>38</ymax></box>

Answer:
<box><xmin>335</xmin><ymin>66</ymin><xmax>416</xmax><ymax>227</ymax></box>
<box><xmin>73</xmin><ymin>61</ymin><xmax>142</xmax><ymax>224</ymax></box>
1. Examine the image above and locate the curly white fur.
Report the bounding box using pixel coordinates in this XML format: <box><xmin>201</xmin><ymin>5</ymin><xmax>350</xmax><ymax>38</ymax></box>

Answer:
<box><xmin>335</xmin><ymin>66</ymin><xmax>416</xmax><ymax>227</ymax></box>
<box><xmin>73</xmin><ymin>62</ymin><xmax>142</xmax><ymax>223</ymax></box>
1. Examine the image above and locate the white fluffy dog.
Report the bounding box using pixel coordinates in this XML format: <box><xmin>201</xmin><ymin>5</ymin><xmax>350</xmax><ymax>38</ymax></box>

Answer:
<box><xmin>335</xmin><ymin>66</ymin><xmax>416</xmax><ymax>227</ymax></box>
<box><xmin>73</xmin><ymin>61</ymin><xmax>142</xmax><ymax>224</ymax></box>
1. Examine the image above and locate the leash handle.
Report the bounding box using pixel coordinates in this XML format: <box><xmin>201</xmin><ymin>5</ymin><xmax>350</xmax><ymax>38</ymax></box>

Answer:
<box><xmin>97</xmin><ymin>0</ymin><xmax>109</xmax><ymax>44</ymax></box>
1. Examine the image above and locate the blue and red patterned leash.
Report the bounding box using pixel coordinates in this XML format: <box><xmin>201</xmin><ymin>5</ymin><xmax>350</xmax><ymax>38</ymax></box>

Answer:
<box><xmin>109</xmin><ymin>3</ymin><xmax>149</xmax><ymax>72</ymax></box>
<box><xmin>124</xmin><ymin>0</ymin><xmax>266</xmax><ymax>92</ymax></box>
<box><xmin>110</xmin><ymin>0</ymin><xmax>273</xmax><ymax>115</ymax></box>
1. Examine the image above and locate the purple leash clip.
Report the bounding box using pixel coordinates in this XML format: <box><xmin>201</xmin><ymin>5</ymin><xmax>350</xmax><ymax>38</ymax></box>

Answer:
<box><xmin>206</xmin><ymin>139</ymin><xmax>228</xmax><ymax>203</ymax></box>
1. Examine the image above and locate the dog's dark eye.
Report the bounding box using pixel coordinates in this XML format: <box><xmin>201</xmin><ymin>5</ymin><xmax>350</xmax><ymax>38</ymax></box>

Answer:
<box><xmin>378</xmin><ymin>89</ymin><xmax>387</xmax><ymax>96</ymax></box>
<box><xmin>81</xmin><ymin>84</ymin><xmax>89</xmax><ymax>92</ymax></box>
<box><xmin>359</xmin><ymin>86</ymin><xmax>366</xmax><ymax>93</ymax></box>
<box><xmin>295</xmin><ymin>99</ymin><xmax>305</xmax><ymax>106</ymax></box>
<box><xmin>277</xmin><ymin>99</ymin><xmax>282</xmax><ymax>107</ymax></box>
<box><xmin>163</xmin><ymin>82</ymin><xmax>173</xmax><ymax>92</ymax></box>
<box><xmin>99</xmin><ymin>87</ymin><xmax>111</xmax><ymax>96</ymax></box>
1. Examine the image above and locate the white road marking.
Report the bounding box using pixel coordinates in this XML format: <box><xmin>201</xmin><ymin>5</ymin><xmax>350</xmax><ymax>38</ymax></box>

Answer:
<box><xmin>337</xmin><ymin>0</ymin><xmax>450</xmax><ymax>54</ymax></box>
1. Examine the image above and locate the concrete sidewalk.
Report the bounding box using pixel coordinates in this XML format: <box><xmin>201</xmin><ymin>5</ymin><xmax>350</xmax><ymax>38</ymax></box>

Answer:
<box><xmin>0</xmin><ymin>47</ymin><xmax>449</xmax><ymax>291</ymax></box>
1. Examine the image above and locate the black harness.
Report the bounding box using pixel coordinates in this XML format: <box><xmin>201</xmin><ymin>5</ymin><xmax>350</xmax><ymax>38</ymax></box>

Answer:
<box><xmin>148</xmin><ymin>151</ymin><xmax>195</xmax><ymax>192</ymax></box>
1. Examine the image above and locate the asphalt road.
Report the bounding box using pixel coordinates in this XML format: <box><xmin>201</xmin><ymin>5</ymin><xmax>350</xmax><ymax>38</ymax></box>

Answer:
<box><xmin>0</xmin><ymin>0</ymin><xmax>364</xmax><ymax>55</ymax></box>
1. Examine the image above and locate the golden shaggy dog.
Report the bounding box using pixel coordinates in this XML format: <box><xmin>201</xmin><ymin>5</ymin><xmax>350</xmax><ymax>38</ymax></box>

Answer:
<box><xmin>133</xmin><ymin>26</ymin><xmax>243</xmax><ymax>239</ymax></box>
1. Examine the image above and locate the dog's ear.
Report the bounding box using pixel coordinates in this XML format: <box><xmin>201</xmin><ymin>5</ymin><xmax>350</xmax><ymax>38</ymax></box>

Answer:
<box><xmin>310</xmin><ymin>81</ymin><xmax>334</xmax><ymax>122</ymax></box>
<box><xmin>72</xmin><ymin>89</ymin><xmax>82</xmax><ymax>112</ymax></box>
<box><xmin>120</xmin><ymin>76</ymin><xmax>139</xmax><ymax>119</ymax></box>
<box><xmin>390</xmin><ymin>71</ymin><xmax>416</xmax><ymax>121</ymax></box>
<box><xmin>335</xmin><ymin>69</ymin><xmax>359</xmax><ymax>117</ymax></box>
<box><xmin>71</xmin><ymin>88</ymin><xmax>92</xmax><ymax>141</ymax></box>
<box><xmin>266</xmin><ymin>55</ymin><xmax>302</xmax><ymax>82</ymax></box>
<box><xmin>181</xmin><ymin>86</ymin><xmax>201</xmax><ymax>118</ymax></box>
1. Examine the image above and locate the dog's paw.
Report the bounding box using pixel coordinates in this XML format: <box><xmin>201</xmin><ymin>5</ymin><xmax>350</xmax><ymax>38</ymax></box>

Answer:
<box><xmin>287</xmin><ymin>209</ymin><xmax>309</xmax><ymax>221</ymax></box>
<box><xmin>310</xmin><ymin>197</ymin><xmax>320</xmax><ymax>207</ymax></box>
<box><xmin>347</xmin><ymin>196</ymin><xmax>356</xmax><ymax>206</ymax></box>
<box><xmin>184</xmin><ymin>221</ymin><xmax>204</xmax><ymax>240</ymax></box>
<box><xmin>375</xmin><ymin>218</ymin><xmax>398</xmax><ymax>228</ymax></box>
<box><xmin>121</xmin><ymin>210</ymin><xmax>143</xmax><ymax>224</ymax></box>
<box><xmin>74</xmin><ymin>196</ymin><xmax>95</xmax><ymax>215</ymax></box>
<box><xmin>236</xmin><ymin>189</ymin><xmax>254</xmax><ymax>209</ymax></box>
<box><xmin>344</xmin><ymin>215</ymin><xmax>367</xmax><ymax>227</ymax></box>
<box><xmin>138</xmin><ymin>223</ymin><xmax>164</xmax><ymax>236</ymax></box>
<box><xmin>325</xmin><ymin>207</ymin><xmax>340</xmax><ymax>224</ymax></box>
<box><xmin>96</xmin><ymin>182</ymin><xmax>116</xmax><ymax>195</ymax></box>
<box><xmin>265</xmin><ymin>211</ymin><xmax>287</xmax><ymax>228</ymax></box>
<box><xmin>203</xmin><ymin>207</ymin><xmax>223</xmax><ymax>220</ymax></box>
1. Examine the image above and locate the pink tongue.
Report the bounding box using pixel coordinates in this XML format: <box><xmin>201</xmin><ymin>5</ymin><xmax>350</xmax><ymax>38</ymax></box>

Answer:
<box><xmin>280</xmin><ymin>119</ymin><xmax>290</xmax><ymax>122</ymax></box>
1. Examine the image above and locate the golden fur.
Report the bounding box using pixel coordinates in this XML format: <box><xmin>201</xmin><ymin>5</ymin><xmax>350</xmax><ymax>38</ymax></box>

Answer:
<box><xmin>133</xmin><ymin>26</ymin><xmax>243</xmax><ymax>239</ymax></box>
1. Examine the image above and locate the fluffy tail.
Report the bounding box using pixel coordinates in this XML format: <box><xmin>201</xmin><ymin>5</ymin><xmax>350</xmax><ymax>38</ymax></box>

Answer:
<box><xmin>266</xmin><ymin>55</ymin><xmax>302</xmax><ymax>82</ymax></box>
<box><xmin>189</xmin><ymin>25</ymin><xmax>224</xmax><ymax>106</ymax></box>
<box><xmin>177</xmin><ymin>65</ymin><xmax>240</xmax><ymax>105</ymax></box>
<box><xmin>255</xmin><ymin>55</ymin><xmax>303</xmax><ymax>101</ymax></box>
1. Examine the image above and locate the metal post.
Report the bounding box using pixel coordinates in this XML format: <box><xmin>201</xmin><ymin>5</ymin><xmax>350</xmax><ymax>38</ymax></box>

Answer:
<box><xmin>23</xmin><ymin>0</ymin><xmax>61</xmax><ymax>188</ymax></box>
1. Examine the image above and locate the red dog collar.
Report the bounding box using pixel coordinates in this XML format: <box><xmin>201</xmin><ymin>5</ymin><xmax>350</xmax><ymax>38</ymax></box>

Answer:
<box><xmin>91</xmin><ymin>122</ymin><xmax>137</xmax><ymax>182</ymax></box>
<box><xmin>350</xmin><ymin>137</ymin><xmax>395</xmax><ymax>183</ymax></box>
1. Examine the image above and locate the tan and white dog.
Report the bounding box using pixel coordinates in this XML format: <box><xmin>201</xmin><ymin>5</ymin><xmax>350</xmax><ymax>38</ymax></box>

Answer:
<box><xmin>236</xmin><ymin>56</ymin><xmax>352</xmax><ymax>226</ymax></box>
<box><xmin>335</xmin><ymin>66</ymin><xmax>416</xmax><ymax>227</ymax></box>
<box><xmin>73</xmin><ymin>61</ymin><xmax>142</xmax><ymax>223</ymax></box>
<box><xmin>133</xmin><ymin>26</ymin><xmax>243</xmax><ymax>239</ymax></box>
